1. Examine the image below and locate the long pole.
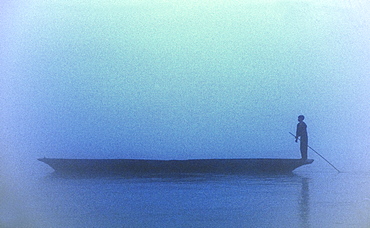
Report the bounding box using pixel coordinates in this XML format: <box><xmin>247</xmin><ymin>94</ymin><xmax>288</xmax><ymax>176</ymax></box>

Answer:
<box><xmin>289</xmin><ymin>132</ymin><xmax>341</xmax><ymax>173</ymax></box>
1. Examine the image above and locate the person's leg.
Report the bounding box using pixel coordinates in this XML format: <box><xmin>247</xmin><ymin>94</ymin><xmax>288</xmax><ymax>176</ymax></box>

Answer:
<box><xmin>300</xmin><ymin>140</ymin><xmax>308</xmax><ymax>160</ymax></box>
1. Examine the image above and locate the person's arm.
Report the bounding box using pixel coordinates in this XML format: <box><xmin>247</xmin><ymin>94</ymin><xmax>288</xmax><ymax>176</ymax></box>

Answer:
<box><xmin>295</xmin><ymin>124</ymin><xmax>299</xmax><ymax>142</ymax></box>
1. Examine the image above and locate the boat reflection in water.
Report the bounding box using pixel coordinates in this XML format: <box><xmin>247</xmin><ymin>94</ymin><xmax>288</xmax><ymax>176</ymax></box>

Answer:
<box><xmin>37</xmin><ymin>158</ymin><xmax>313</xmax><ymax>227</ymax></box>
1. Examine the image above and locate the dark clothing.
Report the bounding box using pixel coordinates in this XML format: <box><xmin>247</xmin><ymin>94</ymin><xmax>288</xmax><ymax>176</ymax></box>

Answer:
<box><xmin>299</xmin><ymin>138</ymin><xmax>308</xmax><ymax>160</ymax></box>
<box><xmin>296</xmin><ymin>122</ymin><xmax>308</xmax><ymax>160</ymax></box>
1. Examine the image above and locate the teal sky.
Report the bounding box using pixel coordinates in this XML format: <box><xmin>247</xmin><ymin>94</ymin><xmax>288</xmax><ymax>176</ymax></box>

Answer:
<box><xmin>1</xmin><ymin>0</ymin><xmax>370</xmax><ymax>169</ymax></box>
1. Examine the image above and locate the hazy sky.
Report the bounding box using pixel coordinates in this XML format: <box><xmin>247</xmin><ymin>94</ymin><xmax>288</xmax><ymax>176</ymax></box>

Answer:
<box><xmin>1</xmin><ymin>0</ymin><xmax>369</xmax><ymax>169</ymax></box>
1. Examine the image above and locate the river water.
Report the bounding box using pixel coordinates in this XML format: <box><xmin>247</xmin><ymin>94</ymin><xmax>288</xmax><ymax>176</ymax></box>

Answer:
<box><xmin>2</xmin><ymin>161</ymin><xmax>370</xmax><ymax>228</ymax></box>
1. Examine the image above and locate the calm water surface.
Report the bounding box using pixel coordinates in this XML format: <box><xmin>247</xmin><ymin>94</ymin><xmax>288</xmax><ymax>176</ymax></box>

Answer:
<box><xmin>6</xmin><ymin>165</ymin><xmax>369</xmax><ymax>228</ymax></box>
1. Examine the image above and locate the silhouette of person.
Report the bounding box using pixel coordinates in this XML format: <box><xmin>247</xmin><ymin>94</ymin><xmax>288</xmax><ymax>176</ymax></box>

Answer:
<box><xmin>295</xmin><ymin>115</ymin><xmax>308</xmax><ymax>160</ymax></box>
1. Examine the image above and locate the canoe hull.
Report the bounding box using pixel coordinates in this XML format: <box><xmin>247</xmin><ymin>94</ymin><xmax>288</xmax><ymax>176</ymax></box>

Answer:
<box><xmin>38</xmin><ymin>158</ymin><xmax>314</xmax><ymax>175</ymax></box>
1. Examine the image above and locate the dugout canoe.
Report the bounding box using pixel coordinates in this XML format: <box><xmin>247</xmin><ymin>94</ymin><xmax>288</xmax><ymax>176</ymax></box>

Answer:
<box><xmin>38</xmin><ymin>158</ymin><xmax>314</xmax><ymax>175</ymax></box>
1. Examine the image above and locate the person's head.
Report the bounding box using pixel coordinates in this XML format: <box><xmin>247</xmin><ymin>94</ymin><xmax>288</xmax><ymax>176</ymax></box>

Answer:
<box><xmin>298</xmin><ymin>115</ymin><xmax>305</xmax><ymax>122</ymax></box>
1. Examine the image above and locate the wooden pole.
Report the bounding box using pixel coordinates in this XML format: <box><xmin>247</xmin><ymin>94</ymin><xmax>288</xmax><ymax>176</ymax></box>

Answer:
<box><xmin>289</xmin><ymin>132</ymin><xmax>341</xmax><ymax>173</ymax></box>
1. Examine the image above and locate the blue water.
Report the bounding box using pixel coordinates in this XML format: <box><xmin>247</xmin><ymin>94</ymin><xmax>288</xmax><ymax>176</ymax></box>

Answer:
<box><xmin>4</xmin><ymin>164</ymin><xmax>370</xmax><ymax>228</ymax></box>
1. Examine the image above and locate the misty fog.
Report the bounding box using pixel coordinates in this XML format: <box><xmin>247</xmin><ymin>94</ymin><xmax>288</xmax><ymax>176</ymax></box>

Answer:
<box><xmin>1</xmin><ymin>0</ymin><xmax>369</xmax><ymax>169</ymax></box>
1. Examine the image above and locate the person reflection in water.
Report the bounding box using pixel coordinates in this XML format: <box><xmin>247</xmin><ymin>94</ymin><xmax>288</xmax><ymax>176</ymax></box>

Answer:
<box><xmin>295</xmin><ymin>115</ymin><xmax>308</xmax><ymax>160</ymax></box>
